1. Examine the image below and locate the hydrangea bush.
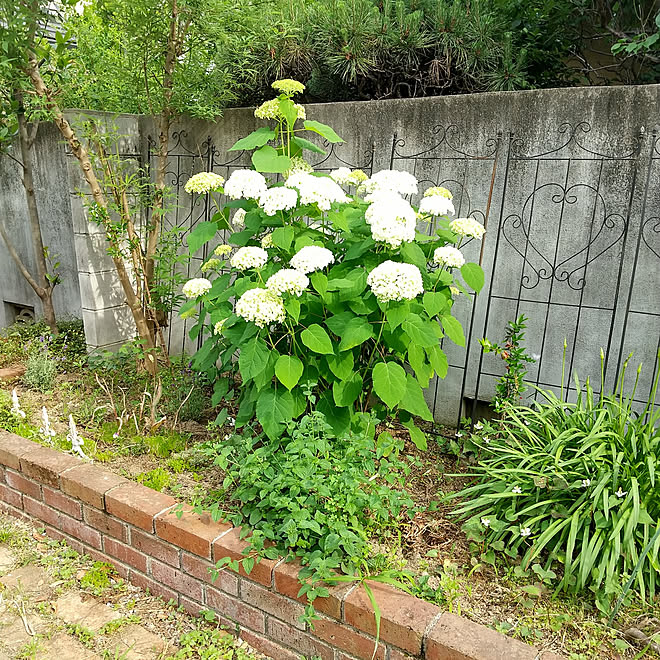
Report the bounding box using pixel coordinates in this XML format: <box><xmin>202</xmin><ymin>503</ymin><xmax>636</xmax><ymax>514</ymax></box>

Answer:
<box><xmin>181</xmin><ymin>79</ymin><xmax>485</xmax><ymax>445</ymax></box>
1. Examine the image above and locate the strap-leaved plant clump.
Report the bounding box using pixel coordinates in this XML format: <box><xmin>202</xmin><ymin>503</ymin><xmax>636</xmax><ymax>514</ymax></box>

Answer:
<box><xmin>182</xmin><ymin>79</ymin><xmax>485</xmax><ymax>447</ymax></box>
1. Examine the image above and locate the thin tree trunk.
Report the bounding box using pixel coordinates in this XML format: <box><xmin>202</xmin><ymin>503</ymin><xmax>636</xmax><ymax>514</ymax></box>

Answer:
<box><xmin>23</xmin><ymin>51</ymin><xmax>159</xmax><ymax>373</ymax></box>
<box><xmin>16</xmin><ymin>104</ymin><xmax>58</xmax><ymax>334</ymax></box>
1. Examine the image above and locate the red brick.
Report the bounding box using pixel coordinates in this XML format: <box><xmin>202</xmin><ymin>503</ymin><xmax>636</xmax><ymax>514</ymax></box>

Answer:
<box><xmin>267</xmin><ymin>618</ymin><xmax>333</xmax><ymax>660</ymax></box>
<box><xmin>129</xmin><ymin>570</ymin><xmax>178</xmax><ymax>605</ymax></box>
<box><xmin>313</xmin><ymin>616</ymin><xmax>385</xmax><ymax>660</ymax></box>
<box><xmin>182</xmin><ymin>552</ymin><xmax>239</xmax><ymax>596</ymax></box>
<box><xmin>388</xmin><ymin>648</ymin><xmax>416</xmax><ymax>660</ymax></box>
<box><xmin>274</xmin><ymin>559</ymin><xmax>352</xmax><ymax>620</ymax></box>
<box><xmin>0</xmin><ymin>432</ymin><xmax>40</xmax><ymax>469</ymax></box>
<box><xmin>60</xmin><ymin>464</ymin><xmax>129</xmax><ymax>510</ymax></box>
<box><xmin>84</xmin><ymin>548</ymin><xmax>129</xmax><ymax>579</ymax></box>
<box><xmin>0</xmin><ymin>482</ymin><xmax>22</xmax><ymax>509</ymax></box>
<box><xmin>179</xmin><ymin>596</ymin><xmax>206</xmax><ymax>617</ymax></box>
<box><xmin>156</xmin><ymin>506</ymin><xmax>229</xmax><ymax>559</ymax></box>
<box><xmin>43</xmin><ymin>526</ymin><xmax>84</xmax><ymax>555</ymax></box>
<box><xmin>344</xmin><ymin>580</ymin><xmax>440</xmax><ymax>655</ymax></box>
<box><xmin>5</xmin><ymin>470</ymin><xmax>41</xmax><ymax>500</ymax></box>
<box><xmin>131</xmin><ymin>528</ymin><xmax>179</xmax><ymax>567</ymax></box>
<box><xmin>106</xmin><ymin>483</ymin><xmax>175</xmax><ymax>532</ymax></box>
<box><xmin>19</xmin><ymin>446</ymin><xmax>80</xmax><ymax>487</ymax></box>
<box><xmin>59</xmin><ymin>514</ymin><xmax>102</xmax><ymax>549</ymax></box>
<box><xmin>425</xmin><ymin>612</ymin><xmax>544</xmax><ymax>660</ymax></box>
<box><xmin>23</xmin><ymin>495</ymin><xmax>59</xmax><ymax>526</ymax></box>
<box><xmin>0</xmin><ymin>465</ymin><xmax>5</xmax><ymax>483</ymax></box>
<box><xmin>151</xmin><ymin>560</ymin><xmax>204</xmax><ymax>602</ymax></box>
<box><xmin>0</xmin><ymin>504</ymin><xmax>30</xmax><ymax>522</ymax></box>
<box><xmin>83</xmin><ymin>506</ymin><xmax>127</xmax><ymax>542</ymax></box>
<box><xmin>206</xmin><ymin>586</ymin><xmax>265</xmax><ymax>633</ymax></box>
<box><xmin>43</xmin><ymin>486</ymin><xmax>82</xmax><ymax>519</ymax></box>
<box><xmin>212</xmin><ymin>527</ymin><xmax>275</xmax><ymax>586</ymax></box>
<box><xmin>240</xmin><ymin>629</ymin><xmax>300</xmax><ymax>660</ymax></box>
<box><xmin>104</xmin><ymin>537</ymin><xmax>148</xmax><ymax>573</ymax></box>
<box><xmin>240</xmin><ymin>580</ymin><xmax>305</xmax><ymax>630</ymax></box>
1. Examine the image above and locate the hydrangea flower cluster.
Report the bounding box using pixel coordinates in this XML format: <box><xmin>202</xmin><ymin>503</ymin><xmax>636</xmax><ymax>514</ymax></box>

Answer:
<box><xmin>184</xmin><ymin>172</ymin><xmax>225</xmax><ymax>194</ymax></box>
<box><xmin>419</xmin><ymin>194</ymin><xmax>455</xmax><ymax>217</ymax></box>
<box><xmin>213</xmin><ymin>319</ymin><xmax>226</xmax><ymax>335</ymax></box>
<box><xmin>367</xmin><ymin>260</ymin><xmax>424</xmax><ymax>303</ymax></box>
<box><xmin>230</xmin><ymin>246</ymin><xmax>268</xmax><ymax>270</ymax></box>
<box><xmin>424</xmin><ymin>186</ymin><xmax>452</xmax><ymax>199</ymax></box>
<box><xmin>214</xmin><ymin>244</ymin><xmax>232</xmax><ymax>257</ymax></box>
<box><xmin>255</xmin><ymin>99</ymin><xmax>306</xmax><ymax>121</ymax></box>
<box><xmin>285</xmin><ymin>173</ymin><xmax>349</xmax><ymax>210</ymax></box>
<box><xmin>182</xmin><ymin>278</ymin><xmax>212</xmax><ymax>298</ymax></box>
<box><xmin>285</xmin><ymin>157</ymin><xmax>313</xmax><ymax>178</ymax></box>
<box><xmin>235</xmin><ymin>288</ymin><xmax>286</xmax><ymax>327</ymax></box>
<box><xmin>450</xmin><ymin>217</ymin><xmax>486</xmax><ymax>240</ymax></box>
<box><xmin>232</xmin><ymin>208</ymin><xmax>247</xmax><ymax>228</ymax></box>
<box><xmin>259</xmin><ymin>186</ymin><xmax>298</xmax><ymax>216</ymax></box>
<box><xmin>365</xmin><ymin>193</ymin><xmax>417</xmax><ymax>248</ymax></box>
<box><xmin>329</xmin><ymin>167</ymin><xmax>353</xmax><ymax>185</ymax></box>
<box><xmin>272</xmin><ymin>79</ymin><xmax>305</xmax><ymax>95</ymax></box>
<box><xmin>290</xmin><ymin>245</ymin><xmax>335</xmax><ymax>274</ymax></box>
<box><xmin>362</xmin><ymin>169</ymin><xmax>418</xmax><ymax>196</ymax></box>
<box><xmin>224</xmin><ymin>170</ymin><xmax>268</xmax><ymax>200</ymax></box>
<box><xmin>201</xmin><ymin>258</ymin><xmax>222</xmax><ymax>272</ymax></box>
<box><xmin>433</xmin><ymin>246</ymin><xmax>465</xmax><ymax>268</ymax></box>
<box><xmin>260</xmin><ymin>232</ymin><xmax>274</xmax><ymax>248</ymax></box>
<box><xmin>266</xmin><ymin>269</ymin><xmax>310</xmax><ymax>297</ymax></box>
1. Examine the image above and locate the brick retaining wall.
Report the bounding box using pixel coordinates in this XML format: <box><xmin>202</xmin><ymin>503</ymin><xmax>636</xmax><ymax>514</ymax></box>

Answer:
<box><xmin>0</xmin><ymin>430</ymin><xmax>562</xmax><ymax>660</ymax></box>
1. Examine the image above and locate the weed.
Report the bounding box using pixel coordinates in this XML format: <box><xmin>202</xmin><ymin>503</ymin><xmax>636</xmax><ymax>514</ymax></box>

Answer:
<box><xmin>80</xmin><ymin>561</ymin><xmax>120</xmax><ymax>595</ymax></box>
<box><xmin>65</xmin><ymin>622</ymin><xmax>96</xmax><ymax>648</ymax></box>
<box><xmin>136</xmin><ymin>467</ymin><xmax>172</xmax><ymax>492</ymax></box>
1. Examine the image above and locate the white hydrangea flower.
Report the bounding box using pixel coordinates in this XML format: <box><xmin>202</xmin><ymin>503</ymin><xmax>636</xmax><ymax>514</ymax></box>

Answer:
<box><xmin>224</xmin><ymin>170</ymin><xmax>268</xmax><ymax>200</ymax></box>
<box><xmin>266</xmin><ymin>269</ymin><xmax>310</xmax><ymax>297</ymax></box>
<box><xmin>367</xmin><ymin>260</ymin><xmax>424</xmax><ymax>303</ymax></box>
<box><xmin>285</xmin><ymin>157</ymin><xmax>313</xmax><ymax>178</ymax></box>
<box><xmin>184</xmin><ymin>172</ymin><xmax>225</xmax><ymax>194</ymax></box>
<box><xmin>201</xmin><ymin>258</ymin><xmax>221</xmax><ymax>272</ymax></box>
<box><xmin>285</xmin><ymin>173</ymin><xmax>349</xmax><ymax>210</ymax></box>
<box><xmin>182</xmin><ymin>278</ymin><xmax>212</xmax><ymax>298</ymax></box>
<box><xmin>433</xmin><ymin>246</ymin><xmax>465</xmax><ymax>268</ymax></box>
<box><xmin>271</xmin><ymin>79</ymin><xmax>305</xmax><ymax>95</ymax></box>
<box><xmin>419</xmin><ymin>195</ymin><xmax>455</xmax><ymax>217</ymax></box>
<box><xmin>361</xmin><ymin>169</ymin><xmax>418</xmax><ymax>196</ymax></box>
<box><xmin>230</xmin><ymin>246</ymin><xmax>268</xmax><ymax>270</ymax></box>
<box><xmin>330</xmin><ymin>167</ymin><xmax>352</xmax><ymax>185</ymax></box>
<box><xmin>450</xmin><ymin>286</ymin><xmax>460</xmax><ymax>297</ymax></box>
<box><xmin>232</xmin><ymin>208</ymin><xmax>247</xmax><ymax>228</ymax></box>
<box><xmin>214</xmin><ymin>244</ymin><xmax>232</xmax><ymax>257</ymax></box>
<box><xmin>347</xmin><ymin>169</ymin><xmax>369</xmax><ymax>185</ymax></box>
<box><xmin>290</xmin><ymin>246</ymin><xmax>335</xmax><ymax>274</ymax></box>
<box><xmin>260</xmin><ymin>232</ymin><xmax>274</xmax><ymax>249</ymax></box>
<box><xmin>235</xmin><ymin>288</ymin><xmax>286</xmax><ymax>327</ymax></box>
<box><xmin>254</xmin><ymin>98</ymin><xmax>306</xmax><ymax>121</ymax></box>
<box><xmin>424</xmin><ymin>186</ymin><xmax>453</xmax><ymax>198</ymax></box>
<box><xmin>213</xmin><ymin>319</ymin><xmax>226</xmax><ymax>335</ymax></box>
<box><xmin>365</xmin><ymin>194</ymin><xmax>417</xmax><ymax>248</ymax></box>
<box><xmin>450</xmin><ymin>217</ymin><xmax>486</xmax><ymax>240</ymax></box>
<box><xmin>259</xmin><ymin>186</ymin><xmax>298</xmax><ymax>216</ymax></box>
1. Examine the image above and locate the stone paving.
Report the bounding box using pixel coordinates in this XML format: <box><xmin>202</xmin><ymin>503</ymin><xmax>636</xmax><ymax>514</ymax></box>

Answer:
<box><xmin>0</xmin><ymin>516</ymin><xmax>263</xmax><ymax>660</ymax></box>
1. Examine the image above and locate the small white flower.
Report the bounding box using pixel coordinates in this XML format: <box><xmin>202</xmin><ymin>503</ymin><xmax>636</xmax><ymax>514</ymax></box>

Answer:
<box><xmin>474</xmin><ymin>422</ymin><xmax>483</xmax><ymax>430</ymax></box>
<box><xmin>483</xmin><ymin>436</ymin><xmax>491</xmax><ymax>444</ymax></box>
<box><xmin>10</xmin><ymin>389</ymin><xmax>26</xmax><ymax>419</ymax></box>
<box><xmin>290</xmin><ymin>246</ymin><xmax>335</xmax><ymax>274</ymax></box>
<box><xmin>481</xmin><ymin>517</ymin><xmax>491</xmax><ymax>528</ymax></box>
<box><xmin>182</xmin><ymin>278</ymin><xmax>212</xmax><ymax>298</ymax></box>
<box><xmin>456</xmin><ymin>431</ymin><xmax>464</xmax><ymax>438</ymax></box>
<box><xmin>450</xmin><ymin>217</ymin><xmax>486</xmax><ymax>240</ymax></box>
<box><xmin>259</xmin><ymin>186</ymin><xmax>298</xmax><ymax>216</ymax></box>
<box><xmin>112</xmin><ymin>432</ymin><xmax>120</xmax><ymax>439</ymax></box>
<box><xmin>512</xmin><ymin>486</ymin><xmax>522</xmax><ymax>494</ymax></box>
<box><xmin>235</xmin><ymin>288</ymin><xmax>286</xmax><ymax>328</ymax></box>
<box><xmin>230</xmin><ymin>246</ymin><xmax>268</xmax><ymax>270</ymax></box>
<box><xmin>367</xmin><ymin>261</ymin><xmax>424</xmax><ymax>303</ymax></box>
<box><xmin>616</xmin><ymin>487</ymin><xmax>627</xmax><ymax>498</ymax></box>
<box><xmin>266</xmin><ymin>269</ymin><xmax>310</xmax><ymax>297</ymax></box>
<box><xmin>433</xmin><ymin>246</ymin><xmax>465</xmax><ymax>269</ymax></box>
<box><xmin>224</xmin><ymin>170</ymin><xmax>268</xmax><ymax>200</ymax></box>
<box><xmin>520</xmin><ymin>527</ymin><xmax>532</xmax><ymax>537</ymax></box>
<box><xmin>184</xmin><ymin>172</ymin><xmax>225</xmax><ymax>195</ymax></box>
<box><xmin>581</xmin><ymin>479</ymin><xmax>591</xmax><ymax>488</ymax></box>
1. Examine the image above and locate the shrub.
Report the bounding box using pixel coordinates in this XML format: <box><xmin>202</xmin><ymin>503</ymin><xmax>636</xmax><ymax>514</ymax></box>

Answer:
<box><xmin>23</xmin><ymin>349</ymin><xmax>57</xmax><ymax>392</ymax></box>
<box><xmin>451</xmin><ymin>353</ymin><xmax>660</xmax><ymax>606</ymax></box>
<box><xmin>183</xmin><ymin>79</ymin><xmax>485</xmax><ymax>446</ymax></box>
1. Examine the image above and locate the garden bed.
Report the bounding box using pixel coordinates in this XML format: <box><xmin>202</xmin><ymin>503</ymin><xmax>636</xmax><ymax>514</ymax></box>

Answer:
<box><xmin>1</xmin><ymin>326</ymin><xmax>659</xmax><ymax>659</ymax></box>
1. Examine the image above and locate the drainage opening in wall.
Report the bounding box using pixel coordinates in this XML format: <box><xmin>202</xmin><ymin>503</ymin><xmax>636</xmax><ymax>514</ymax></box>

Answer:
<box><xmin>462</xmin><ymin>397</ymin><xmax>497</xmax><ymax>423</ymax></box>
<box><xmin>3</xmin><ymin>301</ymin><xmax>35</xmax><ymax>326</ymax></box>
